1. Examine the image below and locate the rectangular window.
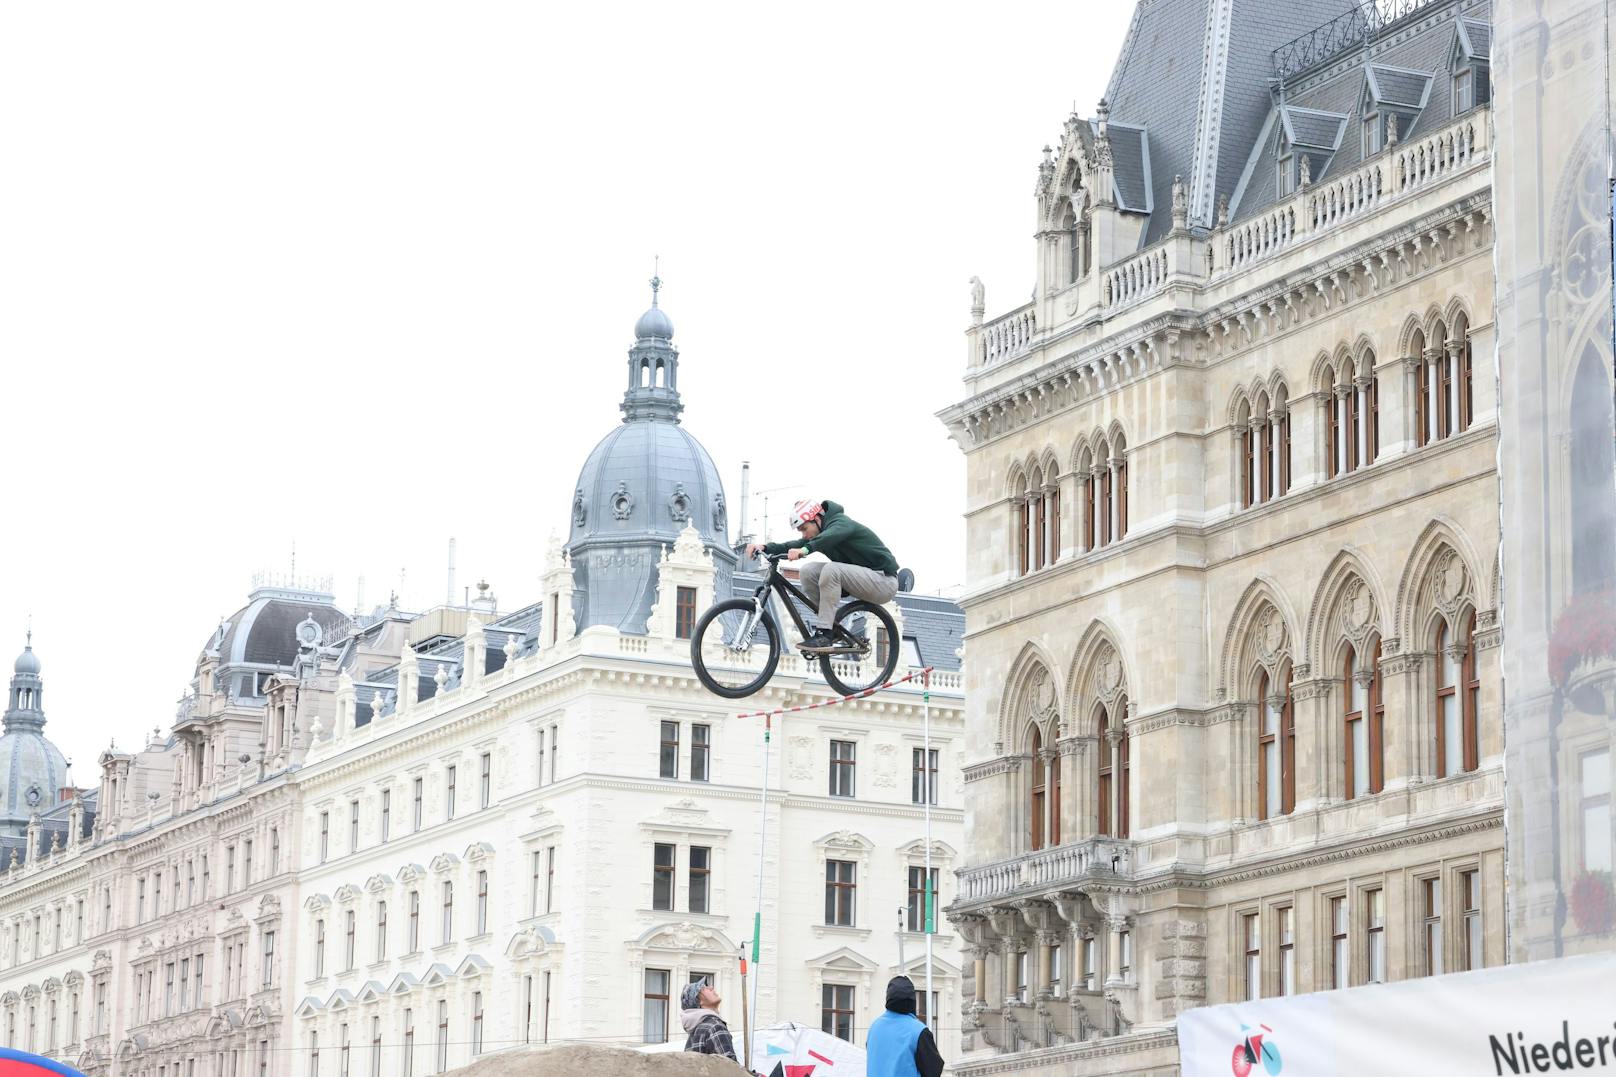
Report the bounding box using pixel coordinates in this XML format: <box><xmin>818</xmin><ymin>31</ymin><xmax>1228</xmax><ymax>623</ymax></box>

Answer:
<box><xmin>479</xmin><ymin>753</ymin><xmax>492</xmax><ymax>809</ymax></box>
<box><xmin>1330</xmin><ymin>896</ymin><xmax>1348</xmax><ymax>989</ymax></box>
<box><xmin>546</xmin><ymin>847</ymin><xmax>557</xmax><ymax>914</ymax></box>
<box><xmin>243</xmin><ymin>841</ymin><xmax>253</xmax><ymax>884</ymax></box>
<box><xmin>308</xmin><ymin>1031</ymin><xmax>319</xmax><ymax>1077</ymax></box>
<box><xmin>370</xmin><ymin>1017</ymin><xmax>381</xmax><ymax>1077</ymax></box>
<box><xmin>1119</xmin><ymin>929</ymin><xmax>1132</xmax><ymax>979</ymax></box>
<box><xmin>475</xmin><ymin>871</ymin><xmax>489</xmax><ymax>935</ymax></box>
<box><xmin>690</xmin><ymin>724</ymin><xmax>711</xmax><ymax>783</ymax></box>
<box><xmin>407</xmin><ymin>890</ymin><xmax>420</xmax><ymax>952</ymax></box>
<box><xmin>659</xmin><ymin>721</ymin><xmax>680</xmax><ymax>780</ymax></box>
<box><xmin>412</xmin><ymin>778</ymin><xmax>424</xmax><ymax>832</ymax></box>
<box><xmin>1014</xmin><ymin>950</ymin><xmax>1029</xmax><ymax>1002</ymax></box>
<box><xmin>403</xmin><ymin>1008</ymin><xmax>414</xmax><ymax>1077</ymax></box>
<box><xmin>652</xmin><ymin>844</ymin><xmax>675</xmax><ymax>911</ymax></box>
<box><xmin>261</xmin><ymin>930</ymin><xmax>276</xmax><ymax>989</ymax></box>
<box><xmin>380</xmin><ymin>790</ymin><xmax>391</xmax><ymax>843</ymax></box>
<box><xmin>1277</xmin><ymin>907</ymin><xmax>1295</xmax><ymax>996</ymax></box>
<box><xmin>435</xmin><ymin>1000</ymin><xmax>448</xmax><ymax>1073</ymax></box>
<box><xmin>376</xmin><ymin>902</ymin><xmax>387</xmax><ymax>962</ymax></box>
<box><xmin>550</xmin><ymin>725</ymin><xmax>559</xmax><ymax>783</ymax></box>
<box><xmin>349</xmin><ymin>801</ymin><xmax>360</xmax><ymax>853</ymax></box>
<box><xmin>1049</xmin><ymin>942</ymin><xmax>1064</xmax><ymax>998</ymax></box>
<box><xmin>1365</xmin><ymin>888</ymin><xmax>1386</xmax><ymax>984</ymax></box>
<box><xmin>829</xmin><ymin>740</ymin><xmax>856</xmax><ymax>798</ymax></box>
<box><xmin>319</xmin><ymin>814</ymin><xmax>329</xmax><ymax>863</ymax></box>
<box><xmin>1364</xmin><ymin>113</ymin><xmax>1383</xmax><ymax>155</ymax></box>
<box><xmin>1582</xmin><ymin>750</ymin><xmax>1611</xmax><ymax>873</ymax></box>
<box><xmin>821</xmin><ymin>984</ymin><xmax>854</xmax><ymax>1041</ymax></box>
<box><xmin>138</xmin><ymin>877</ymin><xmax>146</xmax><ymax>923</ymax></box>
<box><xmin>912</xmin><ymin>748</ymin><xmax>939</xmax><ymax>805</ymax></box>
<box><xmin>165</xmin><ymin>962</ymin><xmax>176</xmax><ymax>1016</ymax></box>
<box><xmin>824</xmin><ymin>860</ymin><xmax>856</xmax><ymax>926</ymax></box>
<box><xmin>537</xmin><ymin>729</ymin><xmax>546</xmax><ymax>788</ymax></box>
<box><xmin>1081</xmin><ymin>937</ymin><xmax>1096</xmax><ymax>990</ymax></box>
<box><xmin>689</xmin><ymin>847</ymin><xmax>711</xmax><ymax>914</ymax></box>
<box><xmin>1422</xmin><ymin>877</ymin><xmax>1443</xmax><ymax>976</ymax></box>
<box><xmin>1242</xmin><ymin>913</ymin><xmax>1260</xmax><ymax>1001</ymax></box>
<box><xmin>675</xmin><ymin>586</ymin><xmax>697</xmax><ymax>640</ymax></box>
<box><xmin>530</xmin><ymin>851</ymin><xmax>543</xmax><ymax>917</ymax></box>
<box><xmin>906</xmin><ymin>866</ymin><xmax>939</xmax><ymax>932</ymax></box>
<box><xmin>339</xmin><ymin>1025</ymin><xmax>350</xmax><ymax>1077</ymax></box>
<box><xmin>270</xmin><ymin>829</ymin><xmax>281</xmax><ymax>874</ymax></box>
<box><xmin>344</xmin><ymin>910</ymin><xmax>356</xmax><ymax>971</ymax></box>
<box><xmin>471</xmin><ymin>991</ymin><xmax>484</xmax><ymax>1056</ymax></box>
<box><xmin>441</xmin><ymin>881</ymin><xmax>454</xmax><ymax>945</ymax></box>
<box><xmin>1277</xmin><ymin>153</ymin><xmax>1295</xmax><ymax>197</ymax></box>
<box><xmin>1454</xmin><ymin>69</ymin><xmax>1474</xmax><ymax>113</ymax></box>
<box><xmin>643</xmin><ymin>969</ymin><xmax>670</xmax><ymax>1044</ymax></box>
<box><xmin>445</xmin><ymin>766</ymin><xmax>457</xmax><ymax>819</ymax></box>
<box><xmin>315</xmin><ymin>919</ymin><xmax>326</xmax><ymax>977</ymax></box>
<box><xmin>1461</xmin><ymin>870</ymin><xmax>1482</xmax><ymax>971</ymax></box>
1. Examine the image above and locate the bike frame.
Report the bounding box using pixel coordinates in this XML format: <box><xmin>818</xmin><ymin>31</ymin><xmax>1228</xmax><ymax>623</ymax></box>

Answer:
<box><xmin>748</xmin><ymin>555</ymin><xmax>821</xmax><ymax>642</ymax></box>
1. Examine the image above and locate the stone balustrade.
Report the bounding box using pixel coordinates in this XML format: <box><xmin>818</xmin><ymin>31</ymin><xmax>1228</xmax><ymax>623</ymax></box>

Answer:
<box><xmin>975</xmin><ymin>304</ymin><xmax>1037</xmax><ymax>369</ymax></box>
<box><xmin>955</xmin><ymin>837</ymin><xmax>1133</xmax><ymax>903</ymax></box>
<box><xmin>1101</xmin><ymin>246</ymin><xmax>1169</xmax><ymax>311</ymax></box>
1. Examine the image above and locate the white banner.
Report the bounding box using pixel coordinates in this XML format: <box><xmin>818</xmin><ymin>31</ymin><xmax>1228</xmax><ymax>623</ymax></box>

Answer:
<box><xmin>749</xmin><ymin>1022</ymin><xmax>866</xmax><ymax>1077</ymax></box>
<box><xmin>1178</xmin><ymin>953</ymin><xmax>1616</xmax><ymax>1076</ymax></box>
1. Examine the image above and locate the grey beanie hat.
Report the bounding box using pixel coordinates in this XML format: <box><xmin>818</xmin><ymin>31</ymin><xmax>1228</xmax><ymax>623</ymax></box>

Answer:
<box><xmin>680</xmin><ymin>981</ymin><xmax>706</xmax><ymax>1010</ymax></box>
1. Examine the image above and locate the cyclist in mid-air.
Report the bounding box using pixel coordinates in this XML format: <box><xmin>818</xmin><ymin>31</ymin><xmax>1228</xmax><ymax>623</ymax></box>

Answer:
<box><xmin>746</xmin><ymin>499</ymin><xmax>900</xmax><ymax>653</ymax></box>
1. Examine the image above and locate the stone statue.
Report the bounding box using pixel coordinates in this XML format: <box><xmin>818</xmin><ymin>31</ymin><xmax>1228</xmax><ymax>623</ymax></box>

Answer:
<box><xmin>1299</xmin><ymin>153</ymin><xmax>1312</xmax><ymax>186</ymax></box>
<box><xmin>1216</xmin><ymin>193</ymin><xmax>1230</xmax><ymax>228</ymax></box>
<box><xmin>1386</xmin><ymin>113</ymin><xmax>1399</xmax><ymax>146</ymax></box>
<box><xmin>969</xmin><ymin>277</ymin><xmax>986</xmax><ymax>324</ymax></box>
<box><xmin>1171</xmin><ymin>174</ymin><xmax>1187</xmax><ymax>228</ymax></box>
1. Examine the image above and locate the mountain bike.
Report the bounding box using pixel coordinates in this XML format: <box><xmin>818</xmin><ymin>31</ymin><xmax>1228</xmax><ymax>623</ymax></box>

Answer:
<box><xmin>690</xmin><ymin>554</ymin><xmax>900</xmax><ymax>699</ymax></box>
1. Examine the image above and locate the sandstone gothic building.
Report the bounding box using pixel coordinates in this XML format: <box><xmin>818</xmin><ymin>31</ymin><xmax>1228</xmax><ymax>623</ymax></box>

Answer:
<box><xmin>940</xmin><ymin>0</ymin><xmax>1503</xmax><ymax>1072</ymax></box>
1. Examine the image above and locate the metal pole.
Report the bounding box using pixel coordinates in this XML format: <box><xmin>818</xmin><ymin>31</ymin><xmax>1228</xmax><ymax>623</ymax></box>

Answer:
<box><xmin>898</xmin><ymin>907</ymin><xmax>906</xmax><ymax>969</ymax></box>
<box><xmin>923</xmin><ymin>668</ymin><xmax>935</xmax><ymax>1032</ymax></box>
<box><xmin>738</xmin><ymin>944</ymin><xmax>751</xmax><ymax>1073</ymax></box>
<box><xmin>750</xmin><ymin>713</ymin><xmax>771</xmax><ymax>1068</ymax></box>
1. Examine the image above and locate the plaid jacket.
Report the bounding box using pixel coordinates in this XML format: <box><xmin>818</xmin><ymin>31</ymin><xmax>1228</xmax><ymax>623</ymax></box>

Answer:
<box><xmin>684</xmin><ymin>1012</ymin><xmax>738</xmax><ymax>1062</ymax></box>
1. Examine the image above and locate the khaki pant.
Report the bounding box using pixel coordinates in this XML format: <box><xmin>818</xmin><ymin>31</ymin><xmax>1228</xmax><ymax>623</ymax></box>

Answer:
<box><xmin>798</xmin><ymin>561</ymin><xmax>899</xmax><ymax>629</ymax></box>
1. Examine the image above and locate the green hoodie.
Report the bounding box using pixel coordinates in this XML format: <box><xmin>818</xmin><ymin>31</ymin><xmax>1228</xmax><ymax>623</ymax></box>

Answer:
<box><xmin>763</xmin><ymin>500</ymin><xmax>899</xmax><ymax>575</ymax></box>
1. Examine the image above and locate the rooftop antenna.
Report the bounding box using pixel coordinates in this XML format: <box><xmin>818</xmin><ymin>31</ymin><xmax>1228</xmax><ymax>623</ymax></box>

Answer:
<box><xmin>650</xmin><ymin>255</ymin><xmax>662</xmax><ymax>306</ymax></box>
<box><xmin>737</xmin><ymin>461</ymin><xmax>752</xmax><ymax>546</ymax></box>
<box><xmin>447</xmin><ymin>537</ymin><xmax>457</xmax><ymax>608</ymax></box>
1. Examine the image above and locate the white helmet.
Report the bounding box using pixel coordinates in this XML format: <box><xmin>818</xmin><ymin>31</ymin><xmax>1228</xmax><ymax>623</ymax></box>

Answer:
<box><xmin>789</xmin><ymin>499</ymin><xmax>825</xmax><ymax>530</ymax></box>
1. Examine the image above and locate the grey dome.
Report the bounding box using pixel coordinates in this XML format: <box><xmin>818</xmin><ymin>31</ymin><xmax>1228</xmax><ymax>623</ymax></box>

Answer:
<box><xmin>634</xmin><ymin>305</ymin><xmax>674</xmax><ymax>341</ymax></box>
<box><xmin>567</xmin><ymin>421</ymin><xmax>734</xmax><ymax>633</ymax></box>
<box><xmin>12</xmin><ymin>646</ymin><xmax>38</xmax><ymax>676</ymax></box>
<box><xmin>201</xmin><ymin>589</ymin><xmax>351</xmax><ymax>670</ymax></box>
<box><xmin>0</xmin><ymin>730</ymin><xmax>66</xmax><ymax>829</ymax></box>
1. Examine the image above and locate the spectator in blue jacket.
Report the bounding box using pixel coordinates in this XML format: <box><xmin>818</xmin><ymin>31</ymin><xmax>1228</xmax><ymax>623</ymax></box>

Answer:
<box><xmin>866</xmin><ymin>976</ymin><xmax>945</xmax><ymax>1077</ymax></box>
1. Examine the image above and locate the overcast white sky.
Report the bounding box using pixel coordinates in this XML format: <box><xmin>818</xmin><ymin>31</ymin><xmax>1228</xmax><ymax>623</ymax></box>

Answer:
<box><xmin>0</xmin><ymin>2</ymin><xmax>1136</xmax><ymax>779</ymax></box>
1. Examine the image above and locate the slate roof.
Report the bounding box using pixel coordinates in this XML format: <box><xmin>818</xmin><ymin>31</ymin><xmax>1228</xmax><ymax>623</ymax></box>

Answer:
<box><xmin>1230</xmin><ymin>0</ymin><xmax>1490</xmax><ymax>222</ymax></box>
<box><xmin>1100</xmin><ymin>0</ymin><xmax>1360</xmax><ymax>244</ymax></box>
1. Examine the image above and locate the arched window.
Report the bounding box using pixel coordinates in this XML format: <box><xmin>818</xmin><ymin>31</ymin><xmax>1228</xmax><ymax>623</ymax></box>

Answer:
<box><xmin>1049</xmin><ymin>737</ymin><xmax>1062</xmax><ymax>846</ymax></box>
<box><xmin>1344</xmin><ymin>642</ymin><xmax>1384</xmax><ymax>798</ymax></box>
<box><xmin>1257</xmin><ymin>668</ymin><xmax>1295</xmax><ymax>819</ymax></box>
<box><xmin>1116</xmin><ymin>706</ymin><xmax>1130</xmax><ymax>839</ymax></box>
<box><xmin>1452</xmin><ymin>313</ymin><xmax>1473</xmax><ymax>434</ymax></box>
<box><xmin>1324</xmin><ymin>365</ymin><xmax>1341</xmax><ymax>478</ymax></box>
<box><xmin>1361</xmin><ymin>350</ymin><xmax>1380</xmax><ymax>466</ymax></box>
<box><xmin>1096</xmin><ymin>439</ymin><xmax>1113</xmax><ymax>547</ymax></box>
<box><xmin>1239</xmin><ymin>400</ymin><xmax>1255</xmax><ymax>509</ymax></box>
<box><xmin>1411</xmin><ymin>328</ymin><xmax>1429</xmax><ymax>447</ymax></box>
<box><xmin>1255</xmin><ymin>392</ymin><xmax>1273</xmax><ymax>501</ymax></box>
<box><xmin>1274</xmin><ymin>387</ymin><xmax>1292</xmax><ymax>497</ymax></box>
<box><xmin>1045</xmin><ymin>465</ymin><xmax>1062</xmax><ymax>564</ymax></box>
<box><xmin>1029</xmin><ymin>726</ymin><xmax>1046</xmax><ymax>851</ymax></box>
<box><xmin>1435</xmin><ymin>614</ymin><xmax>1480</xmax><ymax>777</ymax></box>
<box><xmin>1571</xmin><ymin>348</ymin><xmax>1616</xmax><ymax>589</ymax></box>
<box><xmin>1435</xmin><ymin>319</ymin><xmax>1453</xmax><ymax>441</ymax></box>
<box><xmin>1114</xmin><ymin>437</ymin><xmax>1128</xmax><ymax>540</ymax></box>
<box><xmin>1096</xmin><ymin>706</ymin><xmax>1113</xmax><ymax>836</ymax></box>
<box><xmin>1080</xmin><ymin>448</ymin><xmax>1097</xmax><ymax>552</ymax></box>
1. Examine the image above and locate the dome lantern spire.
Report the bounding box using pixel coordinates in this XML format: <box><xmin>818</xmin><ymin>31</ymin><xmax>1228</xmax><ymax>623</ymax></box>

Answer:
<box><xmin>623</xmin><ymin>267</ymin><xmax>683</xmax><ymax>423</ymax></box>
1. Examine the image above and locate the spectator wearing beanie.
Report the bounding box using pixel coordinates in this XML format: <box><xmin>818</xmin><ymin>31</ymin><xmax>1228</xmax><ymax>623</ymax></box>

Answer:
<box><xmin>679</xmin><ymin>979</ymin><xmax>737</xmax><ymax>1062</ymax></box>
<box><xmin>865</xmin><ymin>975</ymin><xmax>945</xmax><ymax>1077</ymax></box>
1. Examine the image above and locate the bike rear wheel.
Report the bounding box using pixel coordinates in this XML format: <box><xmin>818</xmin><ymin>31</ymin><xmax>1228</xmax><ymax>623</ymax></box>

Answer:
<box><xmin>819</xmin><ymin>600</ymin><xmax>901</xmax><ymax>697</ymax></box>
<box><xmin>691</xmin><ymin>598</ymin><xmax>781</xmax><ymax>699</ymax></box>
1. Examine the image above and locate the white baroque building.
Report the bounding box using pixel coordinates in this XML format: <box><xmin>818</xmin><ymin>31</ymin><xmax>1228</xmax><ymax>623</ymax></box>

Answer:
<box><xmin>0</xmin><ymin>290</ymin><xmax>967</xmax><ymax>1077</ymax></box>
<box><xmin>941</xmin><ymin>0</ymin><xmax>1505</xmax><ymax>1073</ymax></box>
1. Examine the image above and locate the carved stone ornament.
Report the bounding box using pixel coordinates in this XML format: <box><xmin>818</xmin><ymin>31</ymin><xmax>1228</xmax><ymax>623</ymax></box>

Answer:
<box><xmin>1433</xmin><ymin>550</ymin><xmax>1470</xmax><ymax>614</ymax></box>
<box><xmin>1256</xmin><ymin>607</ymin><xmax>1288</xmax><ymax>665</ymax></box>
<box><xmin>711</xmin><ymin>492</ymin><xmax>726</xmax><ymax>532</ymax></box>
<box><xmin>610</xmin><ymin>481</ymin><xmax>634</xmax><ymax>521</ymax></box>
<box><xmin>572</xmin><ymin>488</ymin><xmax>587</xmax><ymax>527</ymax></box>
<box><xmin>1024</xmin><ymin>668</ymin><xmax>1057</xmax><ymax>722</ymax></box>
<box><xmin>667</xmin><ymin>483</ymin><xmax>691</xmax><ymax>524</ymax></box>
<box><xmin>1340</xmin><ymin>578</ymin><xmax>1377</xmax><ymax>645</ymax></box>
<box><xmin>1095</xmin><ymin>650</ymin><xmax>1125</xmax><ymax>705</ymax></box>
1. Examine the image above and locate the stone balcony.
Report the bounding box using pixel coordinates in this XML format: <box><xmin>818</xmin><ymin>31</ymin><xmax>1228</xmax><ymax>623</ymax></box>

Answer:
<box><xmin>953</xmin><ymin>837</ymin><xmax>1133</xmax><ymax>910</ymax></box>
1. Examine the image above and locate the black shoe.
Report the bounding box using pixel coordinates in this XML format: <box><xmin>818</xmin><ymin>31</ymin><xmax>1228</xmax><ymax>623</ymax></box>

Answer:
<box><xmin>801</xmin><ymin>630</ymin><xmax>838</xmax><ymax>653</ymax></box>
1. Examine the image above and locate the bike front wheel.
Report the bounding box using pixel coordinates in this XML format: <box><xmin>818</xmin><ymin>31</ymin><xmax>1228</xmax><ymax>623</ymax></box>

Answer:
<box><xmin>820</xmin><ymin>600</ymin><xmax>901</xmax><ymax>697</ymax></box>
<box><xmin>691</xmin><ymin>598</ymin><xmax>781</xmax><ymax>699</ymax></box>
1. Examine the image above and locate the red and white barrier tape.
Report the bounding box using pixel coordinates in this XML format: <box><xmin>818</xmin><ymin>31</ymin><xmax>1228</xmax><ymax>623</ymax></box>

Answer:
<box><xmin>736</xmin><ymin>666</ymin><xmax>934</xmax><ymax>720</ymax></box>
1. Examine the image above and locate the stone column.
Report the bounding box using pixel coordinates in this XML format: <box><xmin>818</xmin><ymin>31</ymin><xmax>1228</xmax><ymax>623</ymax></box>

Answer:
<box><xmin>1424</xmin><ymin>345</ymin><xmax>1442</xmax><ymax>442</ymax></box>
<box><xmin>1445</xmin><ymin>340</ymin><xmax>1464</xmax><ymax>433</ymax></box>
<box><xmin>1267</xmin><ymin>408</ymin><xmax>1284</xmax><ymax>495</ymax></box>
<box><xmin>1075</xmin><ymin>470</ymin><xmax>1093</xmax><ymax>552</ymax></box>
<box><xmin>1104</xmin><ymin>727</ymin><xmax>1123</xmax><ymax>834</ymax></box>
<box><xmin>1108</xmin><ymin>456</ymin><xmax>1123</xmax><ymax>539</ymax></box>
<box><xmin>1333</xmin><ymin>382</ymin><xmax>1352</xmax><ymax>474</ymax></box>
<box><xmin>1380</xmin><ymin>650</ymin><xmax>1426</xmax><ymax>787</ymax></box>
<box><xmin>1355</xmin><ymin>375</ymin><xmax>1373</xmax><ymax>464</ymax></box>
<box><xmin>1041</xmin><ymin>484</ymin><xmax>1059</xmax><ymax>565</ymax></box>
<box><xmin>1057</xmin><ymin>737</ymin><xmax>1087</xmax><ymax>840</ymax></box>
<box><xmin>1291</xmin><ymin>675</ymin><xmax>1333</xmax><ymax>807</ymax></box>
